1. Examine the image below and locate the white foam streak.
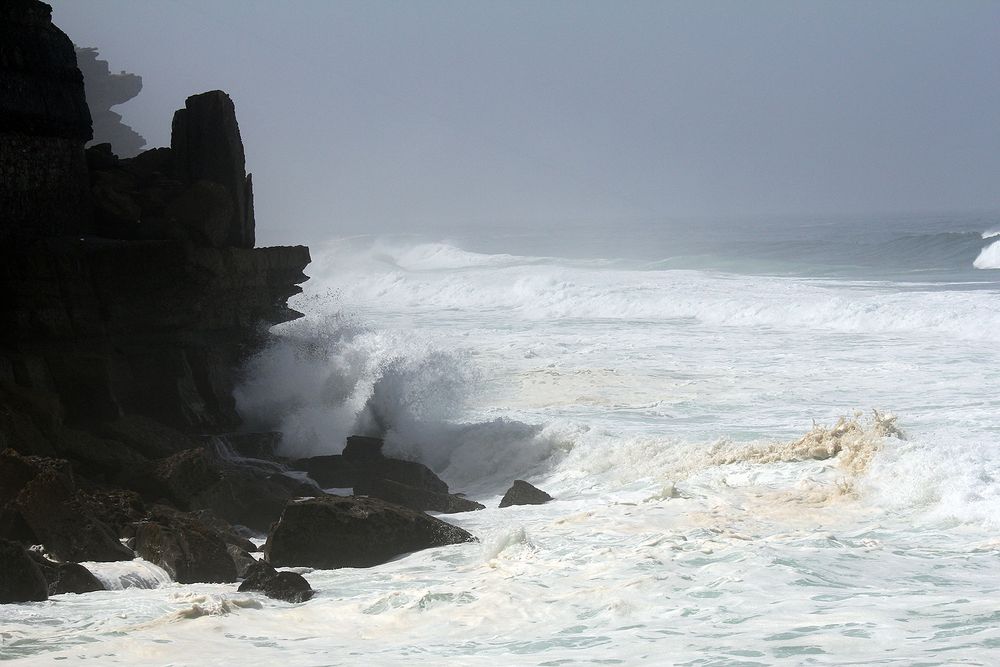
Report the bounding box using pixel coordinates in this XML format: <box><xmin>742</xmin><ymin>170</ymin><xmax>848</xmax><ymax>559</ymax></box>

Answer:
<box><xmin>82</xmin><ymin>558</ymin><xmax>173</xmax><ymax>590</ymax></box>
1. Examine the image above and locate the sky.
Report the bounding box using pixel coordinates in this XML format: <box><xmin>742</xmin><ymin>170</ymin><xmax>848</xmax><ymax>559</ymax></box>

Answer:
<box><xmin>50</xmin><ymin>0</ymin><xmax>1000</xmax><ymax>246</ymax></box>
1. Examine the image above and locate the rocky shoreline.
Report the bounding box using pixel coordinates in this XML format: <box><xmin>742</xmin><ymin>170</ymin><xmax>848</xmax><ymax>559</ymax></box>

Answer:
<box><xmin>1</xmin><ymin>0</ymin><xmax>550</xmax><ymax>606</ymax></box>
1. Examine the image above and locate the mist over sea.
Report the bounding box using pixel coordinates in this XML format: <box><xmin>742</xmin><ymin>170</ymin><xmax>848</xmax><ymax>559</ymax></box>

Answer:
<box><xmin>5</xmin><ymin>212</ymin><xmax>1000</xmax><ymax>664</ymax></box>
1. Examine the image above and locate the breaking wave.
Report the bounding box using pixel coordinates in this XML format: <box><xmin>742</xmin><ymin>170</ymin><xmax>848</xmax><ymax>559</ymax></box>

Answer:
<box><xmin>973</xmin><ymin>239</ymin><xmax>1000</xmax><ymax>269</ymax></box>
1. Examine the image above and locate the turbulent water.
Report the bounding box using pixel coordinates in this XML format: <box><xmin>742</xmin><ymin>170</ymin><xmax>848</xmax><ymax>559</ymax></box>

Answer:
<box><xmin>4</xmin><ymin>212</ymin><xmax>1000</xmax><ymax>665</ymax></box>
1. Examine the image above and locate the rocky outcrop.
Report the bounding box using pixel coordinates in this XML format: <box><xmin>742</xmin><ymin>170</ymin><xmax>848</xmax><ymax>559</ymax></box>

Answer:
<box><xmin>133</xmin><ymin>506</ymin><xmax>237</xmax><ymax>584</ymax></box>
<box><xmin>354</xmin><ymin>477</ymin><xmax>484</xmax><ymax>514</ymax></box>
<box><xmin>238</xmin><ymin>561</ymin><xmax>313</xmax><ymax>603</ymax></box>
<box><xmin>292</xmin><ymin>435</ymin><xmax>450</xmax><ymax>494</ymax></box>
<box><xmin>0</xmin><ymin>449</ymin><xmax>133</xmax><ymax>562</ymax></box>
<box><xmin>265</xmin><ymin>496</ymin><xmax>476</xmax><ymax>569</ymax></box>
<box><xmin>75</xmin><ymin>47</ymin><xmax>145</xmax><ymax>158</ymax></box>
<box><xmin>499</xmin><ymin>480</ymin><xmax>553</xmax><ymax>508</ymax></box>
<box><xmin>0</xmin><ymin>539</ymin><xmax>48</xmax><ymax>603</ymax></box>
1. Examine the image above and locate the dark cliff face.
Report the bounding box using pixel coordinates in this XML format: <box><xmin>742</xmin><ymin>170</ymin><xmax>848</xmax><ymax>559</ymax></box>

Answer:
<box><xmin>0</xmin><ymin>0</ymin><xmax>92</xmax><ymax>241</ymax></box>
<box><xmin>0</xmin><ymin>1</ymin><xmax>310</xmax><ymax>444</ymax></box>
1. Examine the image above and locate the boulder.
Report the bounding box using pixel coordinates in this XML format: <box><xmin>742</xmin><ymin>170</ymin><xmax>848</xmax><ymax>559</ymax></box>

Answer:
<box><xmin>342</xmin><ymin>434</ymin><xmax>385</xmax><ymax>460</ymax></box>
<box><xmin>227</xmin><ymin>544</ymin><xmax>258</xmax><ymax>578</ymax></box>
<box><xmin>28</xmin><ymin>551</ymin><xmax>104</xmax><ymax>595</ymax></box>
<box><xmin>237</xmin><ymin>561</ymin><xmax>313</xmax><ymax>603</ymax></box>
<box><xmin>264</xmin><ymin>495</ymin><xmax>476</xmax><ymax>569</ymax></box>
<box><xmin>127</xmin><ymin>448</ymin><xmax>220</xmax><ymax>508</ymax></box>
<box><xmin>1</xmin><ymin>450</ymin><xmax>133</xmax><ymax>562</ymax></box>
<box><xmin>292</xmin><ymin>438</ymin><xmax>449</xmax><ymax>495</ymax></box>
<box><xmin>498</xmin><ymin>480</ymin><xmax>553</xmax><ymax>508</ymax></box>
<box><xmin>132</xmin><ymin>506</ymin><xmax>236</xmax><ymax>584</ymax></box>
<box><xmin>354</xmin><ymin>477</ymin><xmax>484</xmax><ymax>514</ymax></box>
<box><xmin>0</xmin><ymin>539</ymin><xmax>48</xmax><ymax>603</ymax></box>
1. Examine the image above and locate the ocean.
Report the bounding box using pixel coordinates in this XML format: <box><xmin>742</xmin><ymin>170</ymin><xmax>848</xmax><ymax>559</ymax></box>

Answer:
<box><xmin>4</xmin><ymin>212</ymin><xmax>1000</xmax><ymax>665</ymax></box>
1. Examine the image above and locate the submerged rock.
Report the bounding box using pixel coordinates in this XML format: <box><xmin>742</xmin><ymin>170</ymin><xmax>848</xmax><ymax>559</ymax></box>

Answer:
<box><xmin>498</xmin><ymin>480</ymin><xmax>553</xmax><ymax>508</ymax></box>
<box><xmin>264</xmin><ymin>495</ymin><xmax>476</xmax><ymax>569</ymax></box>
<box><xmin>237</xmin><ymin>561</ymin><xmax>313</xmax><ymax>603</ymax></box>
<box><xmin>355</xmin><ymin>477</ymin><xmax>484</xmax><ymax>514</ymax></box>
<box><xmin>0</xmin><ymin>539</ymin><xmax>48</xmax><ymax>603</ymax></box>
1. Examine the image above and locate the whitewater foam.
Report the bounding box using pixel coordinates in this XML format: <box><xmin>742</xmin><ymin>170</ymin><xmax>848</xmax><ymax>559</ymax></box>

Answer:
<box><xmin>974</xmin><ymin>238</ymin><xmax>1000</xmax><ymax>269</ymax></box>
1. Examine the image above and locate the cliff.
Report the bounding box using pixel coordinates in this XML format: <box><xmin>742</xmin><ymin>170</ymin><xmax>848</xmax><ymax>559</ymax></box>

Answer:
<box><xmin>0</xmin><ymin>0</ymin><xmax>309</xmax><ymax>453</ymax></box>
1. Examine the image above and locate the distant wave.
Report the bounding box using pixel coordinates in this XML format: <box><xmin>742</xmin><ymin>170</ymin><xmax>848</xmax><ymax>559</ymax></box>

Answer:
<box><xmin>983</xmin><ymin>228</ymin><xmax>1000</xmax><ymax>240</ymax></box>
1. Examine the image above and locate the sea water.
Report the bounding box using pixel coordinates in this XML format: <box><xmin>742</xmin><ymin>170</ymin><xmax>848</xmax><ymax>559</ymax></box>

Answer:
<box><xmin>3</xmin><ymin>213</ymin><xmax>1000</xmax><ymax>665</ymax></box>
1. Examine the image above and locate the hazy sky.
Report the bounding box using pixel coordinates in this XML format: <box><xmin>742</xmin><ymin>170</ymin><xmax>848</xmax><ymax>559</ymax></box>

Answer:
<box><xmin>50</xmin><ymin>1</ymin><xmax>1000</xmax><ymax>246</ymax></box>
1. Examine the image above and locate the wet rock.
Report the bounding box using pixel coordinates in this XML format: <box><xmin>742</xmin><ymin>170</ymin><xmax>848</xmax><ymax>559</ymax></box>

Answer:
<box><xmin>264</xmin><ymin>495</ymin><xmax>476</xmax><ymax>569</ymax></box>
<box><xmin>28</xmin><ymin>551</ymin><xmax>104</xmax><ymax>595</ymax></box>
<box><xmin>499</xmin><ymin>480</ymin><xmax>553</xmax><ymax>508</ymax></box>
<box><xmin>292</xmin><ymin>436</ymin><xmax>449</xmax><ymax>495</ymax></box>
<box><xmin>355</xmin><ymin>477</ymin><xmax>484</xmax><ymax>514</ymax></box>
<box><xmin>0</xmin><ymin>539</ymin><xmax>48</xmax><ymax>603</ymax></box>
<box><xmin>228</xmin><ymin>544</ymin><xmax>258</xmax><ymax>578</ymax></box>
<box><xmin>237</xmin><ymin>561</ymin><xmax>313</xmax><ymax>603</ymax></box>
<box><xmin>0</xmin><ymin>449</ymin><xmax>132</xmax><ymax>562</ymax></box>
<box><xmin>290</xmin><ymin>454</ymin><xmax>358</xmax><ymax>488</ymax></box>
<box><xmin>127</xmin><ymin>448</ymin><xmax>221</xmax><ymax>508</ymax></box>
<box><xmin>343</xmin><ymin>434</ymin><xmax>385</xmax><ymax>460</ymax></box>
<box><xmin>132</xmin><ymin>506</ymin><xmax>236</xmax><ymax>584</ymax></box>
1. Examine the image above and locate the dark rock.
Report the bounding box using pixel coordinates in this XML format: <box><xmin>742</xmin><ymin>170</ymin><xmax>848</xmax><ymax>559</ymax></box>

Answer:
<box><xmin>0</xmin><ymin>0</ymin><xmax>92</xmax><ymax>241</ymax></box>
<box><xmin>28</xmin><ymin>551</ymin><xmax>104</xmax><ymax>595</ymax></box>
<box><xmin>292</xmin><ymin>449</ymin><xmax>448</xmax><ymax>495</ymax></box>
<box><xmin>264</xmin><ymin>495</ymin><xmax>476</xmax><ymax>569</ymax></box>
<box><xmin>237</xmin><ymin>561</ymin><xmax>313</xmax><ymax>603</ymax></box>
<box><xmin>227</xmin><ymin>544</ymin><xmax>258</xmax><ymax>578</ymax></box>
<box><xmin>98</xmin><ymin>415</ymin><xmax>199</xmax><ymax>460</ymax></box>
<box><xmin>213</xmin><ymin>432</ymin><xmax>282</xmax><ymax>461</ymax></box>
<box><xmin>189</xmin><ymin>509</ymin><xmax>256</xmax><ymax>552</ymax></box>
<box><xmin>171</xmin><ymin>90</ymin><xmax>254</xmax><ymax>248</ymax></box>
<box><xmin>74</xmin><ymin>488</ymin><xmax>146</xmax><ymax>539</ymax></box>
<box><xmin>133</xmin><ymin>506</ymin><xmax>236</xmax><ymax>584</ymax></box>
<box><xmin>0</xmin><ymin>449</ymin><xmax>132</xmax><ymax>561</ymax></box>
<box><xmin>343</xmin><ymin>434</ymin><xmax>385</xmax><ymax>460</ymax></box>
<box><xmin>499</xmin><ymin>480</ymin><xmax>553</xmax><ymax>508</ymax></box>
<box><xmin>0</xmin><ymin>538</ymin><xmax>48</xmax><ymax>603</ymax></box>
<box><xmin>355</xmin><ymin>477</ymin><xmax>484</xmax><ymax>515</ymax></box>
<box><xmin>290</xmin><ymin>454</ymin><xmax>358</xmax><ymax>488</ymax></box>
<box><xmin>130</xmin><ymin>448</ymin><xmax>221</xmax><ymax>508</ymax></box>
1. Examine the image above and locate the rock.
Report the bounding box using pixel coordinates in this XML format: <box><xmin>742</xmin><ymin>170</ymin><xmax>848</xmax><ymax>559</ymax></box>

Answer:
<box><xmin>128</xmin><ymin>448</ymin><xmax>221</xmax><ymax>508</ymax></box>
<box><xmin>164</xmin><ymin>180</ymin><xmax>234</xmax><ymax>247</ymax></box>
<box><xmin>75</xmin><ymin>47</ymin><xmax>145</xmax><ymax>158</ymax></box>
<box><xmin>189</xmin><ymin>509</ymin><xmax>257</xmax><ymax>552</ymax></box>
<box><xmin>498</xmin><ymin>480</ymin><xmax>553</xmax><ymax>508</ymax></box>
<box><xmin>0</xmin><ymin>539</ymin><xmax>48</xmax><ymax>603</ymax></box>
<box><xmin>0</xmin><ymin>449</ymin><xmax>132</xmax><ymax>562</ymax></box>
<box><xmin>290</xmin><ymin>454</ymin><xmax>358</xmax><ymax>488</ymax></box>
<box><xmin>264</xmin><ymin>495</ymin><xmax>476</xmax><ymax>569</ymax></box>
<box><xmin>98</xmin><ymin>416</ymin><xmax>200</xmax><ymax>460</ymax></box>
<box><xmin>28</xmin><ymin>551</ymin><xmax>104</xmax><ymax>595</ymax></box>
<box><xmin>227</xmin><ymin>544</ymin><xmax>258</xmax><ymax>578</ymax></box>
<box><xmin>170</xmin><ymin>90</ymin><xmax>254</xmax><ymax>248</ymax></box>
<box><xmin>354</xmin><ymin>477</ymin><xmax>484</xmax><ymax>514</ymax></box>
<box><xmin>292</xmin><ymin>439</ymin><xmax>449</xmax><ymax>495</ymax></box>
<box><xmin>238</xmin><ymin>561</ymin><xmax>313</xmax><ymax>603</ymax></box>
<box><xmin>132</xmin><ymin>506</ymin><xmax>236</xmax><ymax>584</ymax></box>
<box><xmin>74</xmin><ymin>488</ymin><xmax>146</xmax><ymax>539</ymax></box>
<box><xmin>0</xmin><ymin>0</ymin><xmax>92</xmax><ymax>241</ymax></box>
<box><xmin>343</xmin><ymin>434</ymin><xmax>385</xmax><ymax>460</ymax></box>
